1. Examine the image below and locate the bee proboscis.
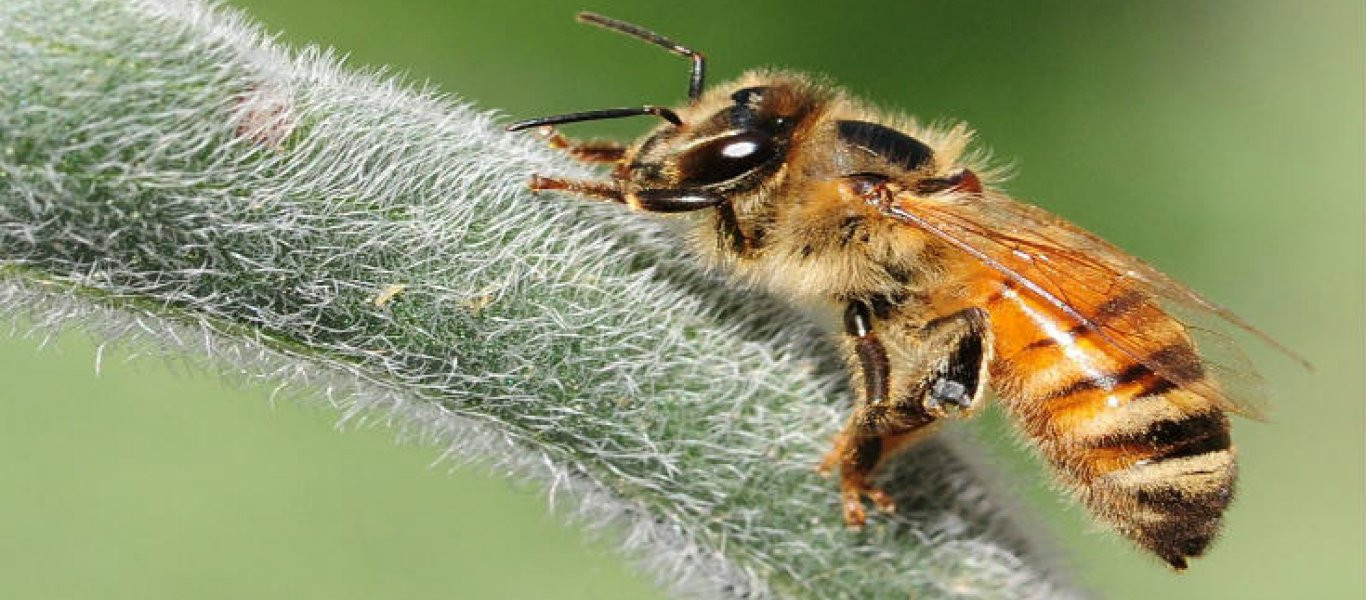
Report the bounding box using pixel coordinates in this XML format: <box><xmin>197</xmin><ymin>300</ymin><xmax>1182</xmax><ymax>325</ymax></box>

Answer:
<box><xmin>508</xmin><ymin>12</ymin><xmax>1309</xmax><ymax>570</ymax></box>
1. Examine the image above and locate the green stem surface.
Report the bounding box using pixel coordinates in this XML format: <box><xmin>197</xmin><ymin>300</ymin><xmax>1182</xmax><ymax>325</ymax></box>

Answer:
<box><xmin>0</xmin><ymin>1</ymin><xmax>1076</xmax><ymax>597</ymax></box>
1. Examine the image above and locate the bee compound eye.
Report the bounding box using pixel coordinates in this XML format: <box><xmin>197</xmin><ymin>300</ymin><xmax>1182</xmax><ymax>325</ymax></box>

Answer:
<box><xmin>721</xmin><ymin>139</ymin><xmax>761</xmax><ymax>158</ymax></box>
<box><xmin>677</xmin><ymin>131</ymin><xmax>780</xmax><ymax>186</ymax></box>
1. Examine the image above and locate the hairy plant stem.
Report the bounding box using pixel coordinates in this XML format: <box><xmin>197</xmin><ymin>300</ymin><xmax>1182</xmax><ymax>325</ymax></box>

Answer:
<box><xmin>0</xmin><ymin>0</ymin><xmax>1078</xmax><ymax>597</ymax></box>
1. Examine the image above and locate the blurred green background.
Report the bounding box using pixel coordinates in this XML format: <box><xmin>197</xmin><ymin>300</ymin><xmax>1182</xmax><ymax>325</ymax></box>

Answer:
<box><xmin>2</xmin><ymin>0</ymin><xmax>1361</xmax><ymax>598</ymax></box>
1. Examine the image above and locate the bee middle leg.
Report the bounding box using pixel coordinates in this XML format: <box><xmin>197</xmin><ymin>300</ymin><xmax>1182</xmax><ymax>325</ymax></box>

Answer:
<box><xmin>821</xmin><ymin>300</ymin><xmax>930</xmax><ymax>527</ymax></box>
<box><xmin>821</xmin><ymin>423</ymin><xmax>936</xmax><ymax>528</ymax></box>
<box><xmin>823</xmin><ymin>302</ymin><xmax>992</xmax><ymax>528</ymax></box>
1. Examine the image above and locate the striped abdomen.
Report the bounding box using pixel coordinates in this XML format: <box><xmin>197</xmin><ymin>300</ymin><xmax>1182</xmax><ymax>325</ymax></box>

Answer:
<box><xmin>982</xmin><ymin>281</ymin><xmax>1235</xmax><ymax>570</ymax></box>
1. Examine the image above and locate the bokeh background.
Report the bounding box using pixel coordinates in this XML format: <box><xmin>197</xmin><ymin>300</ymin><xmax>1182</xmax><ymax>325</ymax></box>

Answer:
<box><xmin>1</xmin><ymin>1</ymin><xmax>1361</xmax><ymax>598</ymax></box>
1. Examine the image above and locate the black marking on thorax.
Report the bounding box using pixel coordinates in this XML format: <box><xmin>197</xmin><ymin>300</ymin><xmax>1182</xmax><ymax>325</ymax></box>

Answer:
<box><xmin>836</xmin><ymin>120</ymin><xmax>934</xmax><ymax>171</ymax></box>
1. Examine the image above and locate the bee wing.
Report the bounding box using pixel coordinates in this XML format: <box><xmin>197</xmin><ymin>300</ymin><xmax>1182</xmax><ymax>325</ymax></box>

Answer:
<box><xmin>882</xmin><ymin>189</ymin><xmax>1309</xmax><ymax>420</ymax></box>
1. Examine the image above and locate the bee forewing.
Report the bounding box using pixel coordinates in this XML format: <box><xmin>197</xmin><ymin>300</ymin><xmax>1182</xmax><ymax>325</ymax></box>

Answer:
<box><xmin>883</xmin><ymin>187</ymin><xmax>1293</xmax><ymax>419</ymax></box>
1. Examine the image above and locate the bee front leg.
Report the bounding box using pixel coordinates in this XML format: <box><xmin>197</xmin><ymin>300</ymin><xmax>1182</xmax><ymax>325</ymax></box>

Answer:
<box><xmin>529</xmin><ymin>175</ymin><xmax>626</xmax><ymax>204</ymax></box>
<box><xmin>531</xmin><ymin>126</ymin><xmax>627</xmax><ymax>163</ymax></box>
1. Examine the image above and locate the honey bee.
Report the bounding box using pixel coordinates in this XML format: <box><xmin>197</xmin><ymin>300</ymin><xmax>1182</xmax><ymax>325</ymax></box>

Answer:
<box><xmin>508</xmin><ymin>13</ymin><xmax>1309</xmax><ymax>570</ymax></box>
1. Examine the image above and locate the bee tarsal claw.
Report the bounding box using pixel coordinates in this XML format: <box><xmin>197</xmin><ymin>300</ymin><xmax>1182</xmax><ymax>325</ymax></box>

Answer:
<box><xmin>842</xmin><ymin>496</ymin><xmax>867</xmax><ymax>530</ymax></box>
<box><xmin>866</xmin><ymin>487</ymin><xmax>897</xmax><ymax>514</ymax></box>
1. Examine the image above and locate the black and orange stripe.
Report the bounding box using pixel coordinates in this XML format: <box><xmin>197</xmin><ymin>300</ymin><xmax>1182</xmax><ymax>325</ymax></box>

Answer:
<box><xmin>981</xmin><ymin>279</ymin><xmax>1236</xmax><ymax>570</ymax></box>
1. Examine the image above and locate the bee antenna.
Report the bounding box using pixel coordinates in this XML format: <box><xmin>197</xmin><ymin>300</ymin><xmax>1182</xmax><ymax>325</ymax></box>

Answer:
<box><xmin>505</xmin><ymin>106</ymin><xmax>683</xmax><ymax>132</ymax></box>
<box><xmin>576</xmin><ymin>12</ymin><xmax>706</xmax><ymax>103</ymax></box>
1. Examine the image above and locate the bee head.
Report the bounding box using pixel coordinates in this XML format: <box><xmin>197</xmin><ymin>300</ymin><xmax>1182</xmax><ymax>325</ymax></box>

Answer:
<box><xmin>506</xmin><ymin>14</ymin><xmax>824</xmax><ymax>196</ymax></box>
<box><xmin>624</xmin><ymin>81</ymin><xmax>820</xmax><ymax>193</ymax></box>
